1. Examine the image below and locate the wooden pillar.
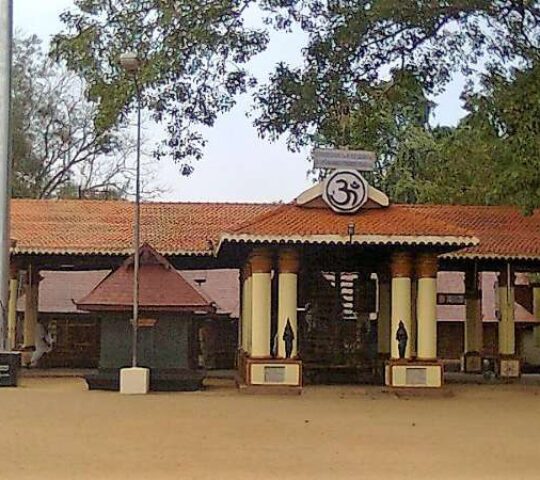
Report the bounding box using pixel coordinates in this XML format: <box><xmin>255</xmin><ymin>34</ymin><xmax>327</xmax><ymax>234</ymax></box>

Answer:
<box><xmin>416</xmin><ymin>253</ymin><xmax>438</xmax><ymax>361</ymax></box>
<box><xmin>23</xmin><ymin>265</ymin><xmax>39</xmax><ymax>348</ymax></box>
<box><xmin>464</xmin><ymin>268</ymin><xmax>483</xmax><ymax>354</ymax></box>
<box><xmin>390</xmin><ymin>252</ymin><xmax>413</xmax><ymax>360</ymax></box>
<box><xmin>377</xmin><ymin>270</ymin><xmax>391</xmax><ymax>356</ymax></box>
<box><xmin>250</xmin><ymin>248</ymin><xmax>272</xmax><ymax>358</ymax></box>
<box><xmin>277</xmin><ymin>248</ymin><xmax>299</xmax><ymax>358</ymax></box>
<box><xmin>7</xmin><ymin>263</ymin><xmax>18</xmax><ymax>350</ymax></box>
<box><xmin>498</xmin><ymin>266</ymin><xmax>515</xmax><ymax>356</ymax></box>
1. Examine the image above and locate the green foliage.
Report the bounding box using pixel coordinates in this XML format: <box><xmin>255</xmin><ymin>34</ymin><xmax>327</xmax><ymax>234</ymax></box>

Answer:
<box><xmin>52</xmin><ymin>0</ymin><xmax>270</xmax><ymax>170</ymax></box>
<box><xmin>254</xmin><ymin>0</ymin><xmax>540</xmax><ymax>209</ymax></box>
<box><xmin>52</xmin><ymin>1</ymin><xmax>540</xmax><ymax>209</ymax></box>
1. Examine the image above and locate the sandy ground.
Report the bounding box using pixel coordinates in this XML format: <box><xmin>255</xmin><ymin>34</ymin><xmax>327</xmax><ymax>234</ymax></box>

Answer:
<box><xmin>1</xmin><ymin>378</ymin><xmax>540</xmax><ymax>480</ymax></box>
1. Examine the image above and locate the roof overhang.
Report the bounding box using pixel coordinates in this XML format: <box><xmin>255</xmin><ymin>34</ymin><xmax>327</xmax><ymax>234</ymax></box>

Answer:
<box><xmin>217</xmin><ymin>233</ymin><xmax>479</xmax><ymax>253</ymax></box>
<box><xmin>11</xmin><ymin>247</ymin><xmax>213</xmax><ymax>257</ymax></box>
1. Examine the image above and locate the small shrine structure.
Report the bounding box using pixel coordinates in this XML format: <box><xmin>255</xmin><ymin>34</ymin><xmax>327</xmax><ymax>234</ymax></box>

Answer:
<box><xmin>77</xmin><ymin>243</ymin><xmax>213</xmax><ymax>391</ymax></box>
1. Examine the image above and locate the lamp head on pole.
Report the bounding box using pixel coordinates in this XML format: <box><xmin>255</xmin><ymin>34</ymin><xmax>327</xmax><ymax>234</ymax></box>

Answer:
<box><xmin>119</xmin><ymin>52</ymin><xmax>141</xmax><ymax>73</ymax></box>
<box><xmin>347</xmin><ymin>223</ymin><xmax>356</xmax><ymax>244</ymax></box>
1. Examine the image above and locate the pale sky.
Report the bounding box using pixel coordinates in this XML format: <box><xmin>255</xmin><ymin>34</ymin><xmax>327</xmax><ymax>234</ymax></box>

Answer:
<box><xmin>14</xmin><ymin>0</ymin><xmax>466</xmax><ymax>204</ymax></box>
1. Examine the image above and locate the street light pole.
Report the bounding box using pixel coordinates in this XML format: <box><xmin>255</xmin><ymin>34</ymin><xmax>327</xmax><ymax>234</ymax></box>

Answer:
<box><xmin>0</xmin><ymin>0</ymin><xmax>13</xmax><ymax>352</ymax></box>
<box><xmin>119</xmin><ymin>52</ymin><xmax>142</xmax><ymax>369</ymax></box>
<box><xmin>131</xmin><ymin>77</ymin><xmax>142</xmax><ymax>368</ymax></box>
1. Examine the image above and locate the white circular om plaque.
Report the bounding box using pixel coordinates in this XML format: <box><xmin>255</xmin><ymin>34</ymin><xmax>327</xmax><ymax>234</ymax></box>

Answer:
<box><xmin>323</xmin><ymin>170</ymin><xmax>369</xmax><ymax>214</ymax></box>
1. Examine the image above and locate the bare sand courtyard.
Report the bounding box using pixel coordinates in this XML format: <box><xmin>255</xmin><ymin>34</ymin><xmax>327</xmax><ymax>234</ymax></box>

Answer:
<box><xmin>1</xmin><ymin>377</ymin><xmax>540</xmax><ymax>480</ymax></box>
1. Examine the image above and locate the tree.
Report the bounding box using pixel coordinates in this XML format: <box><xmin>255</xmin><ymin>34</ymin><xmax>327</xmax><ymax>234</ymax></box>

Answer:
<box><xmin>52</xmin><ymin>1</ymin><xmax>540</xmax><ymax>209</ymax></box>
<box><xmin>254</xmin><ymin>1</ymin><xmax>540</xmax><ymax>209</ymax></box>
<box><xmin>51</xmin><ymin>0</ymin><xmax>270</xmax><ymax>171</ymax></box>
<box><xmin>11</xmin><ymin>33</ymin><xmax>160</xmax><ymax>200</ymax></box>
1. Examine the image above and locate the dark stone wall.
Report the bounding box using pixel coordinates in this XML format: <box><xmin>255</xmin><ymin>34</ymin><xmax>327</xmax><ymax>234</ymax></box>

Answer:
<box><xmin>99</xmin><ymin>313</ymin><xmax>190</xmax><ymax>369</ymax></box>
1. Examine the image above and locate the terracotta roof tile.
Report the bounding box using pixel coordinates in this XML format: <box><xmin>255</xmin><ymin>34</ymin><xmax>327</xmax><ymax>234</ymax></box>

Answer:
<box><xmin>76</xmin><ymin>244</ymin><xmax>212</xmax><ymax>312</ymax></box>
<box><xmin>223</xmin><ymin>204</ymin><xmax>478</xmax><ymax>246</ymax></box>
<box><xmin>11</xmin><ymin>199</ymin><xmax>278</xmax><ymax>255</ymax></box>
<box><xmin>9</xmin><ymin>199</ymin><xmax>540</xmax><ymax>261</ymax></box>
<box><xmin>411</xmin><ymin>205</ymin><xmax>540</xmax><ymax>260</ymax></box>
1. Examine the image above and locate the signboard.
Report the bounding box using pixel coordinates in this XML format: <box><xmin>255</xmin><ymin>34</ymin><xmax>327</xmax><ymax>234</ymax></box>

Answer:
<box><xmin>323</xmin><ymin>170</ymin><xmax>369</xmax><ymax>214</ymax></box>
<box><xmin>138</xmin><ymin>318</ymin><xmax>157</xmax><ymax>328</ymax></box>
<box><xmin>313</xmin><ymin>148</ymin><xmax>376</xmax><ymax>171</ymax></box>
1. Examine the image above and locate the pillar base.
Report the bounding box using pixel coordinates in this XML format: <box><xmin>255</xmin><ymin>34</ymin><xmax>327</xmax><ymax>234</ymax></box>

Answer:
<box><xmin>120</xmin><ymin>367</ymin><xmax>150</xmax><ymax>394</ymax></box>
<box><xmin>238</xmin><ymin>357</ymin><xmax>302</xmax><ymax>393</ymax></box>
<box><xmin>462</xmin><ymin>352</ymin><xmax>482</xmax><ymax>373</ymax></box>
<box><xmin>497</xmin><ymin>355</ymin><xmax>521</xmax><ymax>378</ymax></box>
<box><xmin>385</xmin><ymin>360</ymin><xmax>443</xmax><ymax>388</ymax></box>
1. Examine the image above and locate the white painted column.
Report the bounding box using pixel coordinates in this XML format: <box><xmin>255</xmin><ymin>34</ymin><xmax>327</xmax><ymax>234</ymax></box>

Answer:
<box><xmin>7</xmin><ymin>264</ymin><xmax>18</xmax><ymax>350</ymax></box>
<box><xmin>250</xmin><ymin>248</ymin><xmax>272</xmax><ymax>358</ymax></box>
<box><xmin>240</xmin><ymin>263</ymin><xmax>253</xmax><ymax>353</ymax></box>
<box><xmin>377</xmin><ymin>270</ymin><xmax>391</xmax><ymax>356</ymax></box>
<box><xmin>390</xmin><ymin>252</ymin><xmax>413</xmax><ymax>360</ymax></box>
<box><xmin>416</xmin><ymin>253</ymin><xmax>438</xmax><ymax>360</ymax></box>
<box><xmin>277</xmin><ymin>248</ymin><xmax>299</xmax><ymax>358</ymax></box>
<box><xmin>498</xmin><ymin>266</ymin><xmax>515</xmax><ymax>356</ymax></box>
<box><xmin>464</xmin><ymin>268</ymin><xmax>483</xmax><ymax>354</ymax></box>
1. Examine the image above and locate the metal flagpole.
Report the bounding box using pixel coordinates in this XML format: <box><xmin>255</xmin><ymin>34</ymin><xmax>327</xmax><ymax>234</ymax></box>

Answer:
<box><xmin>0</xmin><ymin>0</ymin><xmax>13</xmax><ymax>351</ymax></box>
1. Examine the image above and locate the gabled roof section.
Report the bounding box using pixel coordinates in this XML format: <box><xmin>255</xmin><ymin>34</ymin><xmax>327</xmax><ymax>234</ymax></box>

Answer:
<box><xmin>11</xmin><ymin>199</ymin><xmax>279</xmax><ymax>256</ymax></box>
<box><xmin>76</xmin><ymin>243</ymin><xmax>214</xmax><ymax>312</ymax></box>
<box><xmin>422</xmin><ymin>205</ymin><xmax>540</xmax><ymax>261</ymax></box>
<box><xmin>218</xmin><ymin>203</ymin><xmax>479</xmax><ymax>250</ymax></box>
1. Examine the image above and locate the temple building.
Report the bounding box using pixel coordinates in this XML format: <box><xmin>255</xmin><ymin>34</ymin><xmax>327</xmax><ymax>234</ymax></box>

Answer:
<box><xmin>6</xmin><ymin>171</ymin><xmax>540</xmax><ymax>391</ymax></box>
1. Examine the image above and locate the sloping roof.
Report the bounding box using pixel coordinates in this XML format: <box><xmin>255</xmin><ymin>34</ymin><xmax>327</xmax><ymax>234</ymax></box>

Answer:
<box><xmin>219</xmin><ymin>204</ymin><xmax>479</xmax><ymax>248</ymax></box>
<box><xmin>76</xmin><ymin>244</ymin><xmax>213</xmax><ymax>312</ymax></box>
<box><xmin>417</xmin><ymin>205</ymin><xmax>540</xmax><ymax>260</ymax></box>
<box><xmin>11</xmin><ymin>199</ymin><xmax>278</xmax><ymax>256</ymax></box>
<box><xmin>16</xmin><ymin>270</ymin><xmax>109</xmax><ymax>314</ymax></box>
<box><xmin>181</xmin><ymin>270</ymin><xmax>240</xmax><ymax>317</ymax></box>
<box><xmin>9</xmin><ymin>199</ymin><xmax>540</xmax><ymax>261</ymax></box>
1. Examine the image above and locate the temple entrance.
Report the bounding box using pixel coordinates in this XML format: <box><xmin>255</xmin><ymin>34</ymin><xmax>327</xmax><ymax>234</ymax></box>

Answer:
<box><xmin>299</xmin><ymin>267</ymin><xmax>379</xmax><ymax>384</ymax></box>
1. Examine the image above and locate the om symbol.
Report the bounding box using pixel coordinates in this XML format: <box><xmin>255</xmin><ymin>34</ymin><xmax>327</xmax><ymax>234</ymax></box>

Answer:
<box><xmin>323</xmin><ymin>170</ymin><xmax>368</xmax><ymax>213</ymax></box>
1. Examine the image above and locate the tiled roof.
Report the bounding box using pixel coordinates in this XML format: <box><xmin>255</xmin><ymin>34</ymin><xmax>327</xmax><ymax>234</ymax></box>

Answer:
<box><xmin>9</xmin><ymin>199</ymin><xmax>540</xmax><ymax>261</ymax></box>
<box><xmin>221</xmin><ymin>204</ymin><xmax>479</xmax><ymax>247</ymax></box>
<box><xmin>11</xmin><ymin>199</ymin><xmax>278</xmax><ymax>256</ymax></box>
<box><xmin>76</xmin><ymin>244</ymin><xmax>213</xmax><ymax>312</ymax></box>
<box><xmin>412</xmin><ymin>205</ymin><xmax>540</xmax><ymax>260</ymax></box>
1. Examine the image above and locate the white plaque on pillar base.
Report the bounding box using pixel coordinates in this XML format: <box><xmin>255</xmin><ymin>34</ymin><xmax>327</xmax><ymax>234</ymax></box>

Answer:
<box><xmin>498</xmin><ymin>356</ymin><xmax>521</xmax><ymax>378</ymax></box>
<box><xmin>120</xmin><ymin>367</ymin><xmax>150</xmax><ymax>394</ymax></box>
<box><xmin>239</xmin><ymin>358</ymin><xmax>302</xmax><ymax>393</ymax></box>
<box><xmin>385</xmin><ymin>361</ymin><xmax>443</xmax><ymax>388</ymax></box>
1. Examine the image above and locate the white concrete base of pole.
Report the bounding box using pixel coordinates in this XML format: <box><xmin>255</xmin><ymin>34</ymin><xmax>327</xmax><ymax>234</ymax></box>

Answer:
<box><xmin>120</xmin><ymin>367</ymin><xmax>149</xmax><ymax>394</ymax></box>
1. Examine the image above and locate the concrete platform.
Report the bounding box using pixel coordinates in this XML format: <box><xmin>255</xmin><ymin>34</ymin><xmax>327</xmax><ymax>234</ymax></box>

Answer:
<box><xmin>85</xmin><ymin>368</ymin><xmax>206</xmax><ymax>391</ymax></box>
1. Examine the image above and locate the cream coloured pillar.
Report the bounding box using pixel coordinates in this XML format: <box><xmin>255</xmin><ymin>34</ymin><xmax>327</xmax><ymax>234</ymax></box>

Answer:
<box><xmin>410</xmin><ymin>278</ymin><xmax>418</xmax><ymax>356</ymax></box>
<box><xmin>250</xmin><ymin>248</ymin><xmax>272</xmax><ymax>358</ymax></box>
<box><xmin>416</xmin><ymin>253</ymin><xmax>438</xmax><ymax>360</ymax></box>
<box><xmin>390</xmin><ymin>252</ymin><xmax>413</xmax><ymax>360</ymax></box>
<box><xmin>7</xmin><ymin>265</ymin><xmax>18</xmax><ymax>350</ymax></box>
<box><xmin>465</xmin><ymin>269</ymin><xmax>483</xmax><ymax>354</ymax></box>
<box><xmin>277</xmin><ymin>248</ymin><xmax>299</xmax><ymax>358</ymax></box>
<box><xmin>377</xmin><ymin>270</ymin><xmax>391</xmax><ymax>356</ymax></box>
<box><xmin>23</xmin><ymin>265</ymin><xmax>39</xmax><ymax>348</ymax></box>
<box><xmin>498</xmin><ymin>267</ymin><xmax>515</xmax><ymax>356</ymax></box>
<box><xmin>240</xmin><ymin>263</ymin><xmax>253</xmax><ymax>353</ymax></box>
